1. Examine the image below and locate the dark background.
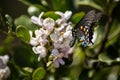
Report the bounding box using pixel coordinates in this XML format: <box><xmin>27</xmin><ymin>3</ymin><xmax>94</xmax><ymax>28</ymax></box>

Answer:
<box><xmin>0</xmin><ymin>0</ymin><xmax>27</xmax><ymax>19</ymax></box>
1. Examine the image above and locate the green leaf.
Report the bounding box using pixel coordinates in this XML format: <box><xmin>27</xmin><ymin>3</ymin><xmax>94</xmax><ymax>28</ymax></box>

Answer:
<box><xmin>16</xmin><ymin>25</ymin><xmax>30</xmax><ymax>42</ymax></box>
<box><xmin>44</xmin><ymin>11</ymin><xmax>59</xmax><ymax>20</ymax></box>
<box><xmin>51</xmin><ymin>0</ymin><xmax>69</xmax><ymax>11</ymax></box>
<box><xmin>33</xmin><ymin>4</ymin><xmax>47</xmax><ymax>12</ymax></box>
<box><xmin>0</xmin><ymin>47</ymin><xmax>4</xmax><ymax>55</ymax></box>
<box><xmin>92</xmin><ymin>0</ymin><xmax>107</xmax><ymax>8</ymax></box>
<box><xmin>0</xmin><ymin>35</ymin><xmax>14</xmax><ymax>54</ymax></box>
<box><xmin>98</xmin><ymin>53</ymin><xmax>112</xmax><ymax>65</ymax></box>
<box><xmin>19</xmin><ymin>0</ymin><xmax>47</xmax><ymax>11</ymax></box>
<box><xmin>32</xmin><ymin>67</ymin><xmax>46</xmax><ymax>80</ymax></box>
<box><xmin>72</xmin><ymin>12</ymin><xmax>85</xmax><ymax>24</ymax></box>
<box><xmin>73</xmin><ymin>47</ymin><xmax>85</xmax><ymax>66</ymax></box>
<box><xmin>69</xmin><ymin>47</ymin><xmax>85</xmax><ymax>79</ymax></box>
<box><xmin>105</xmin><ymin>20</ymin><xmax>120</xmax><ymax>47</ymax></box>
<box><xmin>14</xmin><ymin>45</ymin><xmax>35</xmax><ymax>67</ymax></box>
<box><xmin>4</xmin><ymin>35</ymin><xmax>14</xmax><ymax>50</ymax></box>
<box><xmin>78</xmin><ymin>0</ymin><xmax>103</xmax><ymax>12</ymax></box>
<box><xmin>14</xmin><ymin>15</ymin><xmax>38</xmax><ymax>31</ymax></box>
<box><xmin>93</xmin><ymin>68</ymin><xmax>110</xmax><ymax>80</ymax></box>
<box><xmin>8</xmin><ymin>62</ymin><xmax>22</xmax><ymax>80</ymax></box>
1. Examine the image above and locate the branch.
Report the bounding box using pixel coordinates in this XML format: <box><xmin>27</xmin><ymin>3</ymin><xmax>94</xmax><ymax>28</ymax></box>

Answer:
<box><xmin>96</xmin><ymin>16</ymin><xmax>113</xmax><ymax>55</ymax></box>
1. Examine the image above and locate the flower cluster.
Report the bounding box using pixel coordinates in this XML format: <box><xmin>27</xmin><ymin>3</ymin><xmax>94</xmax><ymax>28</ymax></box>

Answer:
<box><xmin>29</xmin><ymin>11</ymin><xmax>74</xmax><ymax>68</ymax></box>
<box><xmin>0</xmin><ymin>55</ymin><xmax>10</xmax><ymax>80</ymax></box>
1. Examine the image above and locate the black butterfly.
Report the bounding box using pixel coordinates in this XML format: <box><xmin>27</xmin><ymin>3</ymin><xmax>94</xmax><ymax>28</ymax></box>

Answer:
<box><xmin>70</xmin><ymin>10</ymin><xmax>102</xmax><ymax>47</ymax></box>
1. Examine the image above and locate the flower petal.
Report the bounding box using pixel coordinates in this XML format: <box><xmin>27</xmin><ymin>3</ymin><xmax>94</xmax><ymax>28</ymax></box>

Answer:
<box><xmin>55</xmin><ymin>11</ymin><xmax>64</xmax><ymax>18</ymax></box>
<box><xmin>56</xmin><ymin>18</ymin><xmax>66</xmax><ymax>25</ymax></box>
<box><xmin>3</xmin><ymin>55</ymin><xmax>9</xmax><ymax>63</ymax></box>
<box><xmin>35</xmin><ymin>29</ymin><xmax>42</xmax><ymax>37</ymax></box>
<box><xmin>58</xmin><ymin>58</ymin><xmax>65</xmax><ymax>65</ymax></box>
<box><xmin>54</xmin><ymin>60</ymin><xmax>59</xmax><ymax>68</ymax></box>
<box><xmin>53</xmin><ymin>43</ymin><xmax>61</xmax><ymax>48</ymax></box>
<box><xmin>52</xmin><ymin>49</ymin><xmax>59</xmax><ymax>55</ymax></box>
<box><xmin>40</xmin><ymin>51</ymin><xmax>46</xmax><ymax>58</ymax></box>
<box><xmin>66</xmin><ymin>24</ymin><xmax>72</xmax><ymax>31</ymax></box>
<box><xmin>31</xmin><ymin>12</ymin><xmax>44</xmax><ymax>26</ymax></box>
<box><xmin>50</xmin><ymin>33</ymin><xmax>59</xmax><ymax>42</ymax></box>
<box><xmin>30</xmin><ymin>38</ymin><xmax>39</xmax><ymax>46</ymax></box>
<box><xmin>43</xmin><ymin>18</ymin><xmax>55</xmax><ymax>32</ymax></box>
<box><xmin>38</xmin><ymin>37</ymin><xmax>48</xmax><ymax>46</ymax></box>
<box><xmin>29</xmin><ymin>30</ymin><xmax>33</xmax><ymax>38</ymax></box>
<box><xmin>63</xmin><ymin>31</ymin><xmax>72</xmax><ymax>38</ymax></box>
<box><xmin>32</xmin><ymin>47</ymin><xmax>39</xmax><ymax>54</ymax></box>
<box><xmin>38</xmin><ymin>12</ymin><xmax>44</xmax><ymax>20</ymax></box>
<box><xmin>31</xmin><ymin>16</ymin><xmax>39</xmax><ymax>24</ymax></box>
<box><xmin>64</xmin><ymin>11</ymin><xmax>72</xmax><ymax>20</ymax></box>
<box><xmin>58</xmin><ymin>36</ymin><xmax>63</xmax><ymax>42</ymax></box>
<box><xmin>55</xmin><ymin>23</ymin><xmax>67</xmax><ymax>32</ymax></box>
<box><xmin>60</xmin><ymin>47</ymin><xmax>69</xmax><ymax>53</ymax></box>
<box><xmin>38</xmin><ymin>12</ymin><xmax>44</xmax><ymax>26</ymax></box>
<box><xmin>37</xmin><ymin>55</ymin><xmax>41</xmax><ymax>61</ymax></box>
<box><xmin>32</xmin><ymin>46</ymin><xmax>46</xmax><ymax>54</ymax></box>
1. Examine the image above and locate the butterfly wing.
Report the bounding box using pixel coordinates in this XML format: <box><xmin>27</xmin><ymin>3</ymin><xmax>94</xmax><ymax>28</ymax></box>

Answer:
<box><xmin>79</xmin><ymin>10</ymin><xmax>96</xmax><ymax>27</ymax></box>
<box><xmin>70</xmin><ymin>10</ymin><xmax>102</xmax><ymax>47</ymax></box>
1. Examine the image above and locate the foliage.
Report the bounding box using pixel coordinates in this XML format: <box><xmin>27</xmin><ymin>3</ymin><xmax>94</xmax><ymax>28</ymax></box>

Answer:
<box><xmin>0</xmin><ymin>0</ymin><xmax>120</xmax><ymax>80</ymax></box>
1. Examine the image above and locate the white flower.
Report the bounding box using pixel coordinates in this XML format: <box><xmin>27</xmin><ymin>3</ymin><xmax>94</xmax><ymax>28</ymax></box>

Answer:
<box><xmin>32</xmin><ymin>46</ymin><xmax>46</xmax><ymax>55</ymax></box>
<box><xmin>52</xmin><ymin>47</ymin><xmax>74</xmax><ymax>68</ymax></box>
<box><xmin>53</xmin><ymin>43</ymin><xmax>61</xmax><ymax>49</ymax></box>
<box><xmin>35</xmin><ymin>29</ymin><xmax>45</xmax><ymax>37</ymax></box>
<box><xmin>39</xmin><ymin>37</ymin><xmax>48</xmax><ymax>46</ymax></box>
<box><xmin>30</xmin><ymin>11</ymin><xmax>74</xmax><ymax>68</ymax></box>
<box><xmin>31</xmin><ymin>12</ymin><xmax>44</xmax><ymax>26</ymax></box>
<box><xmin>0</xmin><ymin>67</ymin><xmax>10</xmax><ymax>80</ymax></box>
<box><xmin>64</xmin><ymin>11</ymin><xmax>72</xmax><ymax>20</ymax></box>
<box><xmin>59</xmin><ymin>47</ymin><xmax>69</xmax><ymax>58</ymax></box>
<box><xmin>50</xmin><ymin>33</ymin><xmax>59</xmax><ymax>43</ymax></box>
<box><xmin>54</xmin><ymin>58</ymin><xmax>65</xmax><ymax>68</ymax></box>
<box><xmin>35</xmin><ymin>29</ymin><xmax>48</xmax><ymax>46</ymax></box>
<box><xmin>55</xmin><ymin>11</ymin><xmax>72</xmax><ymax>25</ymax></box>
<box><xmin>29</xmin><ymin>37</ymin><xmax>39</xmax><ymax>46</ymax></box>
<box><xmin>43</xmin><ymin>18</ymin><xmax>55</xmax><ymax>33</ymax></box>
<box><xmin>32</xmin><ymin>46</ymin><xmax>46</xmax><ymax>61</ymax></box>
<box><xmin>63</xmin><ymin>31</ymin><xmax>72</xmax><ymax>38</ymax></box>
<box><xmin>55</xmin><ymin>11</ymin><xmax>72</xmax><ymax>20</ymax></box>
<box><xmin>55</xmin><ymin>18</ymin><xmax>66</xmax><ymax>25</ymax></box>
<box><xmin>52</xmin><ymin>49</ymin><xmax>59</xmax><ymax>55</ymax></box>
<box><xmin>51</xmin><ymin>49</ymin><xmax>65</xmax><ymax>68</ymax></box>
<box><xmin>29</xmin><ymin>29</ymin><xmax>48</xmax><ymax>46</ymax></box>
<box><xmin>55</xmin><ymin>23</ymin><xmax>67</xmax><ymax>32</ymax></box>
<box><xmin>66</xmin><ymin>24</ymin><xmax>72</xmax><ymax>31</ymax></box>
<box><xmin>0</xmin><ymin>55</ymin><xmax>10</xmax><ymax>80</ymax></box>
<box><xmin>35</xmin><ymin>28</ymin><xmax>48</xmax><ymax>37</ymax></box>
<box><xmin>50</xmin><ymin>33</ymin><xmax>63</xmax><ymax>43</ymax></box>
<box><xmin>0</xmin><ymin>55</ymin><xmax>9</xmax><ymax>65</ymax></box>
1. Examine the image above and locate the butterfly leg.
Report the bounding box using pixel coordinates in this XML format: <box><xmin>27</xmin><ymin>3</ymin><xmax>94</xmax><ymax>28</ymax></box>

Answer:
<box><xmin>69</xmin><ymin>37</ymin><xmax>76</xmax><ymax>47</ymax></box>
<box><xmin>69</xmin><ymin>28</ymin><xmax>77</xmax><ymax>47</ymax></box>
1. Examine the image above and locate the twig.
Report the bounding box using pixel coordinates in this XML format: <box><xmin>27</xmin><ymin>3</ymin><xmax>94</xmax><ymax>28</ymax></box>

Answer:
<box><xmin>96</xmin><ymin>16</ymin><xmax>113</xmax><ymax>55</ymax></box>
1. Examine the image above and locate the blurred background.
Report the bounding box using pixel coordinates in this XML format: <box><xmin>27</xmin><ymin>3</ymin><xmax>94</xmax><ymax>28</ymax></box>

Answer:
<box><xmin>0</xmin><ymin>0</ymin><xmax>120</xmax><ymax>80</ymax></box>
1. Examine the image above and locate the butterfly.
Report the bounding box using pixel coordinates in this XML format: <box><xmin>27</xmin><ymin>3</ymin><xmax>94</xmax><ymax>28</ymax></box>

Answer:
<box><xmin>70</xmin><ymin>10</ymin><xmax>102</xmax><ymax>47</ymax></box>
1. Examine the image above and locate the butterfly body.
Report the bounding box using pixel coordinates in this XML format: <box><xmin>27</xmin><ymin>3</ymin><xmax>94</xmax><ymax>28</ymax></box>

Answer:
<box><xmin>70</xmin><ymin>10</ymin><xmax>102</xmax><ymax>47</ymax></box>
